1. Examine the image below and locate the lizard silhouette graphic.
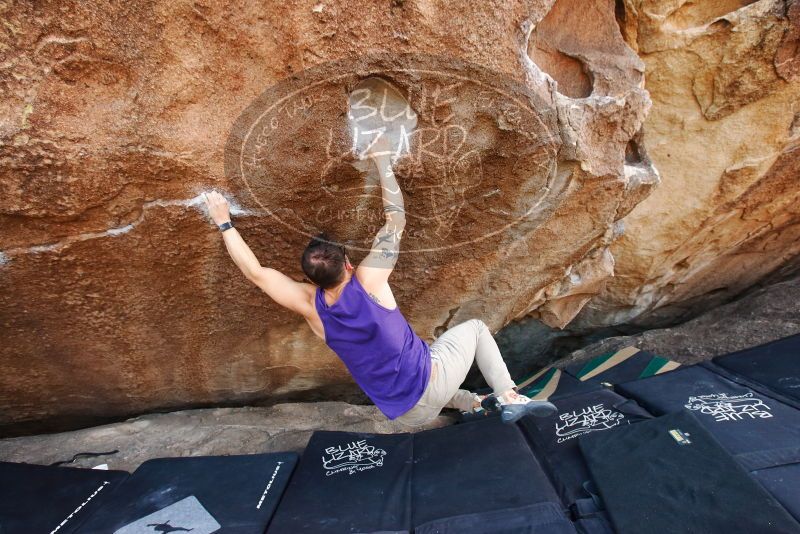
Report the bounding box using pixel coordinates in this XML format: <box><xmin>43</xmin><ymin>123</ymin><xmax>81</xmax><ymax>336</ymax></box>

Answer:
<box><xmin>145</xmin><ymin>520</ymin><xmax>194</xmax><ymax>533</ymax></box>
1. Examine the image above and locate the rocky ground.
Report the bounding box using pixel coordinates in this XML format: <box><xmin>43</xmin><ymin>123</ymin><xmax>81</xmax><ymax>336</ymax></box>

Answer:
<box><xmin>0</xmin><ymin>402</ymin><xmax>453</xmax><ymax>472</ymax></box>
<box><xmin>2</xmin><ymin>272</ymin><xmax>796</xmax><ymax>472</ymax></box>
<box><xmin>560</xmin><ymin>270</ymin><xmax>800</xmax><ymax>367</ymax></box>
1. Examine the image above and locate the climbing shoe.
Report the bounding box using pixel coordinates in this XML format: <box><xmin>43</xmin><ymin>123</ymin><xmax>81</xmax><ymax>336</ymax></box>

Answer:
<box><xmin>486</xmin><ymin>392</ymin><xmax>557</xmax><ymax>424</ymax></box>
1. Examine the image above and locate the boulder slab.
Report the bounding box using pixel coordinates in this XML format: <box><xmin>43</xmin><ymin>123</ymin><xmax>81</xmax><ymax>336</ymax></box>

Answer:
<box><xmin>0</xmin><ymin>0</ymin><xmax>653</xmax><ymax>433</ymax></box>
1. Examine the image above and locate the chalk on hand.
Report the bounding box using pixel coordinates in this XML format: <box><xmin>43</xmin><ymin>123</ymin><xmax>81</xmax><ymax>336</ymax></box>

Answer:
<box><xmin>193</xmin><ymin>189</ymin><xmax>255</xmax><ymax>218</ymax></box>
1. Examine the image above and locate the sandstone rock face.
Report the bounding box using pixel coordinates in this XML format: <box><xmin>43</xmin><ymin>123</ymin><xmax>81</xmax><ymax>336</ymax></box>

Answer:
<box><xmin>5</xmin><ymin>0</ymin><xmax>799</xmax><ymax>436</ymax></box>
<box><xmin>0</xmin><ymin>0</ymin><xmax>654</xmax><ymax>433</ymax></box>
<box><xmin>578</xmin><ymin>0</ymin><xmax>800</xmax><ymax>328</ymax></box>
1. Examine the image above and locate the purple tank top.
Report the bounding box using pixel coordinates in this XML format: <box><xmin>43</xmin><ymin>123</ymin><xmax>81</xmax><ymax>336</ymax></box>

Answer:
<box><xmin>315</xmin><ymin>274</ymin><xmax>431</xmax><ymax>419</ymax></box>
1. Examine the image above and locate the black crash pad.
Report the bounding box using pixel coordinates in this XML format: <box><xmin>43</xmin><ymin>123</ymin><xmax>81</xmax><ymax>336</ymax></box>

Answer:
<box><xmin>735</xmin><ymin>447</ymin><xmax>800</xmax><ymax>523</ymax></box>
<box><xmin>268</xmin><ymin>417</ymin><xmax>572</xmax><ymax>533</ymax></box>
<box><xmin>268</xmin><ymin>431</ymin><xmax>413</xmax><ymax>533</ymax></box>
<box><xmin>0</xmin><ymin>461</ymin><xmax>128</xmax><ymax>534</ymax></box>
<box><xmin>713</xmin><ymin>333</ymin><xmax>800</xmax><ymax>404</ymax></box>
<box><xmin>579</xmin><ymin>411</ymin><xmax>800</xmax><ymax>534</ymax></box>
<box><xmin>751</xmin><ymin>462</ymin><xmax>800</xmax><ymax>524</ymax></box>
<box><xmin>615</xmin><ymin>364</ymin><xmax>800</xmax><ymax>456</ymax></box>
<box><xmin>411</xmin><ymin>418</ymin><xmax>562</xmax><ymax>527</ymax></box>
<box><xmin>518</xmin><ymin>388</ymin><xmax>651</xmax><ymax>506</ymax></box>
<box><xmin>77</xmin><ymin>453</ymin><xmax>297</xmax><ymax>534</ymax></box>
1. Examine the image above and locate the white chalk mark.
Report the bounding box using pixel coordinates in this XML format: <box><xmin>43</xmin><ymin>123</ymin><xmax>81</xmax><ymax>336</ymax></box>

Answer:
<box><xmin>347</xmin><ymin>78</ymin><xmax>417</xmax><ymax>162</ymax></box>
<box><xmin>106</xmin><ymin>224</ymin><xmax>135</xmax><ymax>236</ymax></box>
<box><xmin>0</xmin><ymin>191</ymin><xmax>267</xmax><ymax>261</ymax></box>
<box><xmin>34</xmin><ymin>35</ymin><xmax>89</xmax><ymax>56</ymax></box>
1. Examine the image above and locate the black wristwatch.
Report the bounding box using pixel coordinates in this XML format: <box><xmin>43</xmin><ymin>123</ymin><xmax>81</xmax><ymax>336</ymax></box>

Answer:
<box><xmin>218</xmin><ymin>220</ymin><xmax>234</xmax><ymax>232</ymax></box>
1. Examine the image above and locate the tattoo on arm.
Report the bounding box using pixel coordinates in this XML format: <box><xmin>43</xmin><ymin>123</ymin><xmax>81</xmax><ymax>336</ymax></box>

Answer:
<box><xmin>361</xmin><ymin>226</ymin><xmax>403</xmax><ymax>270</ymax></box>
<box><xmin>376</xmin><ymin>232</ymin><xmax>394</xmax><ymax>245</ymax></box>
<box><xmin>380</xmin><ymin>248</ymin><xmax>398</xmax><ymax>260</ymax></box>
<box><xmin>361</xmin><ymin>159</ymin><xmax>406</xmax><ymax>271</ymax></box>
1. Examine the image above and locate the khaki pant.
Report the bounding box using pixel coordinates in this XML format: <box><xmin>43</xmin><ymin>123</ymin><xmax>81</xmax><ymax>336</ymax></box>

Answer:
<box><xmin>394</xmin><ymin>319</ymin><xmax>517</xmax><ymax>428</ymax></box>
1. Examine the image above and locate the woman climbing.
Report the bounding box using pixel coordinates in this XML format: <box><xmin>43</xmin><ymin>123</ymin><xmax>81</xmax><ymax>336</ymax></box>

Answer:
<box><xmin>203</xmin><ymin>133</ymin><xmax>555</xmax><ymax>427</ymax></box>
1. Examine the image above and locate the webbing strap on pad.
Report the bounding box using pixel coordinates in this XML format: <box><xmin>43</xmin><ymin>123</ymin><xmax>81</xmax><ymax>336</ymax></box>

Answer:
<box><xmin>570</xmin><ymin>497</ymin><xmax>601</xmax><ymax>519</ymax></box>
